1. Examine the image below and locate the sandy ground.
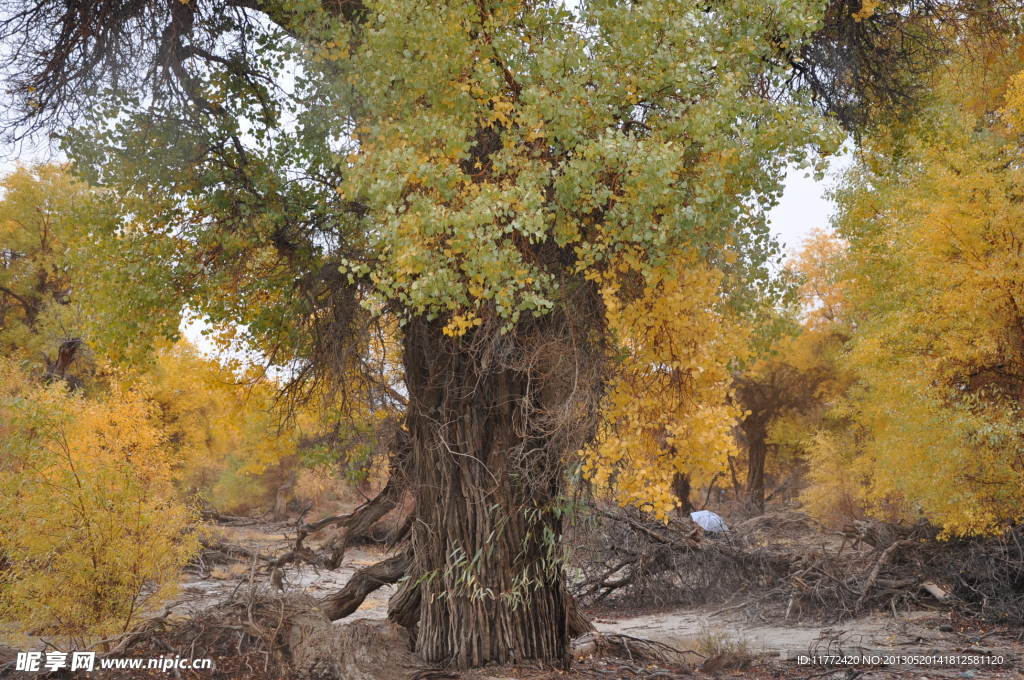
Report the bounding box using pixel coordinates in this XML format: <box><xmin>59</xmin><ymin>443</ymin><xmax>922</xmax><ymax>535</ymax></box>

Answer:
<box><xmin>173</xmin><ymin>523</ymin><xmax>1024</xmax><ymax>679</ymax></box>
<box><xmin>176</xmin><ymin>523</ymin><xmax>397</xmax><ymax>620</ymax></box>
<box><xmin>5</xmin><ymin>521</ymin><xmax>1020</xmax><ymax>680</ymax></box>
<box><xmin>597</xmin><ymin>609</ymin><xmax>1023</xmax><ymax>673</ymax></box>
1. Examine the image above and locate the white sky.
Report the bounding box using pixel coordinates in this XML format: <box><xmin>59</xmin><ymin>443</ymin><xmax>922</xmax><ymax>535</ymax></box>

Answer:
<box><xmin>767</xmin><ymin>152</ymin><xmax>853</xmax><ymax>259</ymax></box>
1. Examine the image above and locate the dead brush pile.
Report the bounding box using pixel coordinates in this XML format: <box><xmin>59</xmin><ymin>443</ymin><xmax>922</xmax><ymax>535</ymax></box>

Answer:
<box><xmin>112</xmin><ymin>589</ymin><xmax>306</xmax><ymax>679</ymax></box>
<box><xmin>931</xmin><ymin>528</ymin><xmax>1024</xmax><ymax>624</ymax></box>
<box><xmin>568</xmin><ymin>506</ymin><xmax>790</xmax><ymax>610</ymax></box>
<box><xmin>78</xmin><ymin>585</ymin><xmax>417</xmax><ymax>680</ymax></box>
<box><xmin>568</xmin><ymin>504</ymin><xmax>1024</xmax><ymax>625</ymax></box>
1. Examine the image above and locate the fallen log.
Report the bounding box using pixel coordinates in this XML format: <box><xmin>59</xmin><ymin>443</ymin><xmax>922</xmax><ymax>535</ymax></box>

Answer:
<box><xmin>921</xmin><ymin>580</ymin><xmax>952</xmax><ymax>602</ymax></box>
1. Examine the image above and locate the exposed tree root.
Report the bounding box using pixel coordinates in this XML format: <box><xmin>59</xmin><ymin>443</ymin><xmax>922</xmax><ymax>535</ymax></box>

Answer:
<box><xmin>566</xmin><ymin>591</ymin><xmax>595</xmax><ymax>638</ymax></box>
<box><xmin>571</xmin><ymin>632</ymin><xmax>698</xmax><ymax>666</ymax></box>
<box><xmin>319</xmin><ymin>550</ymin><xmax>594</xmax><ymax>639</ymax></box>
<box><xmin>281</xmin><ymin>430</ymin><xmax>413</xmax><ymax>570</ymax></box>
<box><xmin>321</xmin><ymin>551</ymin><xmax>411</xmax><ymax>621</ymax></box>
<box><xmin>387</xmin><ymin>569</ymin><xmax>422</xmax><ymax>630</ymax></box>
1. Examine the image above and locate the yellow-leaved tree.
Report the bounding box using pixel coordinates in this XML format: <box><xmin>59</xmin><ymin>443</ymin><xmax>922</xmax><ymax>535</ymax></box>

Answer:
<box><xmin>810</xmin><ymin>47</ymin><xmax>1024</xmax><ymax>535</ymax></box>
<box><xmin>583</xmin><ymin>255</ymin><xmax>746</xmax><ymax>518</ymax></box>
<box><xmin>0</xmin><ymin>359</ymin><xmax>197</xmax><ymax>645</ymax></box>
<box><xmin>771</xmin><ymin>229</ymin><xmax>860</xmax><ymax>524</ymax></box>
<box><xmin>146</xmin><ymin>343</ymin><xmax>304</xmax><ymax>515</ymax></box>
<box><xmin>721</xmin><ymin>229</ymin><xmax>854</xmax><ymax>515</ymax></box>
<box><xmin>0</xmin><ymin>165</ymin><xmax>107</xmax><ymax>385</ymax></box>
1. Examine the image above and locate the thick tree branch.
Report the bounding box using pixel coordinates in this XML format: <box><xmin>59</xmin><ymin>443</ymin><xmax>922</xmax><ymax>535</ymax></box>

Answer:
<box><xmin>0</xmin><ymin>284</ymin><xmax>37</xmax><ymax>318</ymax></box>
<box><xmin>321</xmin><ymin>551</ymin><xmax>410</xmax><ymax>621</ymax></box>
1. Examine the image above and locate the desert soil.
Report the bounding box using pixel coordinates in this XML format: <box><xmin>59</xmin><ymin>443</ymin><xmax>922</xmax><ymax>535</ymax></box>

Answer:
<box><xmin>175</xmin><ymin>523</ymin><xmax>1024</xmax><ymax>680</ymax></box>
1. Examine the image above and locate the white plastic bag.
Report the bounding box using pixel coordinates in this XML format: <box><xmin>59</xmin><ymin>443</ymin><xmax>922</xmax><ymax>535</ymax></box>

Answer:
<box><xmin>690</xmin><ymin>510</ymin><xmax>729</xmax><ymax>533</ymax></box>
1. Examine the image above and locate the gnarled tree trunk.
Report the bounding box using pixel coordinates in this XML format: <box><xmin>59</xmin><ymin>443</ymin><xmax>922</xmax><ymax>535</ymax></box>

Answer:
<box><xmin>744</xmin><ymin>419</ymin><xmax>768</xmax><ymax>515</ymax></box>
<box><xmin>400</xmin><ymin>317</ymin><xmax>586</xmax><ymax>669</ymax></box>
<box><xmin>671</xmin><ymin>472</ymin><xmax>693</xmax><ymax>516</ymax></box>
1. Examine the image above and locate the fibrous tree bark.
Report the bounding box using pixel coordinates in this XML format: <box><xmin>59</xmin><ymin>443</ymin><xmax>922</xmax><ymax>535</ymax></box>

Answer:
<box><xmin>399</xmin><ymin>316</ymin><xmax>592</xmax><ymax>668</ymax></box>
<box><xmin>742</xmin><ymin>416</ymin><xmax>769</xmax><ymax>515</ymax></box>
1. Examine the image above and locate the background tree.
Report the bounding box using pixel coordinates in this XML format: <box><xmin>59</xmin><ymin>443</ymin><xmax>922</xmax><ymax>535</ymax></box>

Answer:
<box><xmin>146</xmin><ymin>342</ymin><xmax>326</xmax><ymax>516</ymax></box>
<box><xmin>0</xmin><ymin>163</ymin><xmax>384</xmax><ymax>650</ymax></box>
<box><xmin>0</xmin><ymin>164</ymin><xmax>187</xmax><ymax>379</ymax></box>
<box><xmin>0</xmin><ymin>165</ymin><xmax>112</xmax><ymax>385</ymax></box>
<box><xmin>802</xmin><ymin>41</ymin><xmax>1024</xmax><ymax>535</ymax></box>
<box><xmin>0</xmin><ymin>165</ymin><xmax>328</xmax><ymax>516</ymax></box>
<box><xmin>733</xmin><ymin>229</ymin><xmax>852</xmax><ymax>514</ymax></box>
<box><xmin>0</xmin><ymin>359</ymin><xmax>197</xmax><ymax>646</ymax></box>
